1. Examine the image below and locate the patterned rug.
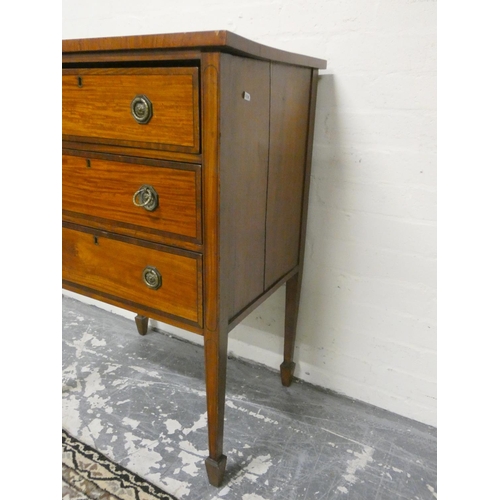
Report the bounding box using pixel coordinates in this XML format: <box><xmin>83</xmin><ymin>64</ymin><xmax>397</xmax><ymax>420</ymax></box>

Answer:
<box><xmin>62</xmin><ymin>430</ymin><xmax>178</xmax><ymax>500</ymax></box>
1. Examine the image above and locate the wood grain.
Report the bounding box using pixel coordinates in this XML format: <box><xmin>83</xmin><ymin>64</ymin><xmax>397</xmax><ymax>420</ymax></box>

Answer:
<box><xmin>62</xmin><ymin>67</ymin><xmax>200</xmax><ymax>153</ymax></box>
<box><xmin>62</xmin><ymin>31</ymin><xmax>327</xmax><ymax>69</ymax></box>
<box><xmin>62</xmin><ymin>225</ymin><xmax>202</xmax><ymax>325</ymax></box>
<box><xmin>201</xmin><ymin>52</ymin><xmax>229</xmax><ymax>486</ymax></box>
<box><xmin>265</xmin><ymin>64</ymin><xmax>312</xmax><ymax>288</ymax></box>
<box><xmin>62</xmin><ymin>154</ymin><xmax>201</xmax><ymax>243</ymax></box>
<box><xmin>63</xmin><ymin>49</ymin><xmax>202</xmax><ymax>65</ymax></box>
<box><xmin>281</xmin><ymin>69</ymin><xmax>320</xmax><ymax>385</ymax></box>
<box><xmin>201</xmin><ymin>53</ymin><xmax>223</xmax><ymax>335</ymax></box>
<box><xmin>220</xmin><ymin>53</ymin><xmax>270</xmax><ymax>318</ymax></box>
<box><xmin>62</xmin><ymin>140</ymin><xmax>202</xmax><ymax>165</ymax></box>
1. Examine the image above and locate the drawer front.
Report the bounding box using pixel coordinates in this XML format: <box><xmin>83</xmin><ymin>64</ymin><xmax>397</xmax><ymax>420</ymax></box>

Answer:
<box><xmin>62</xmin><ymin>226</ymin><xmax>203</xmax><ymax>326</ymax></box>
<box><xmin>62</xmin><ymin>154</ymin><xmax>201</xmax><ymax>244</ymax></box>
<box><xmin>62</xmin><ymin>67</ymin><xmax>200</xmax><ymax>153</ymax></box>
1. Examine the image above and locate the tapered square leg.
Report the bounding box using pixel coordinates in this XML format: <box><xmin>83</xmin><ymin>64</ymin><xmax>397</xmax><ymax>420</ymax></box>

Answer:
<box><xmin>135</xmin><ymin>315</ymin><xmax>149</xmax><ymax>336</ymax></box>
<box><xmin>280</xmin><ymin>361</ymin><xmax>296</xmax><ymax>387</ymax></box>
<box><xmin>204</xmin><ymin>326</ymin><xmax>229</xmax><ymax>486</ymax></box>
<box><xmin>205</xmin><ymin>455</ymin><xmax>227</xmax><ymax>487</ymax></box>
<box><xmin>282</xmin><ymin>273</ymin><xmax>301</xmax><ymax>386</ymax></box>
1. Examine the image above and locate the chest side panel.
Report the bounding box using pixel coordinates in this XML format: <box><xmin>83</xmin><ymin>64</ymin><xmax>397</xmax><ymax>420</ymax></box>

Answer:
<box><xmin>219</xmin><ymin>54</ymin><xmax>271</xmax><ymax>320</ymax></box>
<box><xmin>265</xmin><ymin>64</ymin><xmax>312</xmax><ymax>288</ymax></box>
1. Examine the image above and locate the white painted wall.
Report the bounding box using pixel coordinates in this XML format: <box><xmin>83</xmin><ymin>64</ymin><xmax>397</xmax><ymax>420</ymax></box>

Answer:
<box><xmin>63</xmin><ymin>0</ymin><xmax>437</xmax><ymax>426</ymax></box>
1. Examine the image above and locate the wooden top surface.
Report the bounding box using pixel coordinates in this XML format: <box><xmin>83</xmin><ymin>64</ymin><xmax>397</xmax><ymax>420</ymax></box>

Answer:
<box><xmin>62</xmin><ymin>30</ymin><xmax>327</xmax><ymax>69</ymax></box>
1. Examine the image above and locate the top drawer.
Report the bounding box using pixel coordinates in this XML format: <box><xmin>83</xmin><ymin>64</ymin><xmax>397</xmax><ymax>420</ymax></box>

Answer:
<box><xmin>62</xmin><ymin>67</ymin><xmax>200</xmax><ymax>154</ymax></box>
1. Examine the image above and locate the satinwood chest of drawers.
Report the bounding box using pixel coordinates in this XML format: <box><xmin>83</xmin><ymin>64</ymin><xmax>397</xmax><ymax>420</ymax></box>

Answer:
<box><xmin>62</xmin><ymin>30</ymin><xmax>326</xmax><ymax>486</ymax></box>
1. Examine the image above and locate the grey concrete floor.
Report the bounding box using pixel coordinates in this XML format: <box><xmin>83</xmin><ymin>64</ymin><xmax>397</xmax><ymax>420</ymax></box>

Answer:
<box><xmin>62</xmin><ymin>295</ymin><xmax>437</xmax><ymax>500</ymax></box>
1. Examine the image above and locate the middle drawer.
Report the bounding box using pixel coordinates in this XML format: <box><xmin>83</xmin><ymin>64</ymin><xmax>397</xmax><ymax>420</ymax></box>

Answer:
<box><xmin>62</xmin><ymin>153</ymin><xmax>202</xmax><ymax>247</ymax></box>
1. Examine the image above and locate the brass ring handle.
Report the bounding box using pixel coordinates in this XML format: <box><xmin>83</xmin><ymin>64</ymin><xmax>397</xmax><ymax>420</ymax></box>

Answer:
<box><xmin>131</xmin><ymin>94</ymin><xmax>153</xmax><ymax>124</ymax></box>
<box><xmin>142</xmin><ymin>266</ymin><xmax>162</xmax><ymax>290</ymax></box>
<box><xmin>133</xmin><ymin>185</ymin><xmax>159</xmax><ymax>212</ymax></box>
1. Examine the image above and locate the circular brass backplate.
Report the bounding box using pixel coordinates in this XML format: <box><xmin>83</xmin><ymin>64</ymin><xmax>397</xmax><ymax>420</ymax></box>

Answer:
<box><xmin>131</xmin><ymin>95</ymin><xmax>153</xmax><ymax>124</ymax></box>
<box><xmin>142</xmin><ymin>266</ymin><xmax>162</xmax><ymax>290</ymax></box>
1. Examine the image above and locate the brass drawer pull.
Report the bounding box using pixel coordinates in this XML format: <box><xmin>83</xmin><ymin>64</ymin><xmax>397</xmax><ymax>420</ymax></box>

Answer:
<box><xmin>142</xmin><ymin>266</ymin><xmax>162</xmax><ymax>290</ymax></box>
<box><xmin>131</xmin><ymin>94</ymin><xmax>153</xmax><ymax>124</ymax></box>
<box><xmin>133</xmin><ymin>184</ymin><xmax>159</xmax><ymax>212</ymax></box>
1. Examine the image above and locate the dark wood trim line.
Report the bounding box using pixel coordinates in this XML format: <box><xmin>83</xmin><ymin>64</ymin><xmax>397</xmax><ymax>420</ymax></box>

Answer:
<box><xmin>62</xmin><ymin>49</ymin><xmax>203</xmax><ymax>65</ymax></box>
<box><xmin>62</xmin><ymin>148</ymin><xmax>201</xmax><ymax>171</ymax></box>
<box><xmin>62</xmin><ymin>221</ymin><xmax>202</xmax><ymax>260</ymax></box>
<box><xmin>62</xmin><ymin>210</ymin><xmax>202</xmax><ymax>248</ymax></box>
<box><xmin>62</xmin><ymin>134</ymin><xmax>199</xmax><ymax>155</ymax></box>
<box><xmin>62</xmin><ymin>141</ymin><xmax>203</xmax><ymax>165</ymax></box>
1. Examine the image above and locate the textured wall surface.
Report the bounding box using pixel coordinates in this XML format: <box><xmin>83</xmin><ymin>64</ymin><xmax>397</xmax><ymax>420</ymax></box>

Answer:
<box><xmin>63</xmin><ymin>0</ymin><xmax>437</xmax><ymax>426</ymax></box>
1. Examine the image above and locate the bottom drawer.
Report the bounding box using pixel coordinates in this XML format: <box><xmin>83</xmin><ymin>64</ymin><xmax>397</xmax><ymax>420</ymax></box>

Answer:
<box><xmin>62</xmin><ymin>225</ymin><xmax>203</xmax><ymax>327</ymax></box>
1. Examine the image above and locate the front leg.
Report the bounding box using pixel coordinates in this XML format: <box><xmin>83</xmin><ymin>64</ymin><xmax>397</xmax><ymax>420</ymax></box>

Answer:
<box><xmin>135</xmin><ymin>314</ymin><xmax>149</xmax><ymax>336</ymax></box>
<box><xmin>204</xmin><ymin>325</ymin><xmax>229</xmax><ymax>486</ymax></box>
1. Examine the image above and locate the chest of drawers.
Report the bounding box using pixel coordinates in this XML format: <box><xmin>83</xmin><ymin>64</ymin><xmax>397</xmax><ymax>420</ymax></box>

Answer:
<box><xmin>62</xmin><ymin>30</ymin><xmax>326</xmax><ymax>486</ymax></box>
